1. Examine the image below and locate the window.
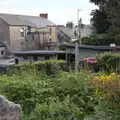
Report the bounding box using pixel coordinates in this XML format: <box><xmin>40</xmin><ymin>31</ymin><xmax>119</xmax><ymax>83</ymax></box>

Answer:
<box><xmin>45</xmin><ymin>56</ymin><xmax>50</xmax><ymax>60</ymax></box>
<box><xmin>20</xmin><ymin>32</ymin><xmax>24</xmax><ymax>37</ymax></box>
<box><xmin>49</xmin><ymin>28</ymin><xmax>52</xmax><ymax>35</ymax></box>
<box><xmin>1</xmin><ymin>50</ymin><xmax>4</xmax><ymax>55</ymax></box>
<box><xmin>33</xmin><ymin>56</ymin><xmax>38</xmax><ymax>61</ymax></box>
<box><xmin>23</xmin><ymin>56</ymin><xmax>28</xmax><ymax>60</ymax></box>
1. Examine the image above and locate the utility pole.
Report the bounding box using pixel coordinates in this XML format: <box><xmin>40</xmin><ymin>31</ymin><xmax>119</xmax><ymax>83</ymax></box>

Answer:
<box><xmin>75</xmin><ymin>9</ymin><xmax>81</xmax><ymax>72</ymax></box>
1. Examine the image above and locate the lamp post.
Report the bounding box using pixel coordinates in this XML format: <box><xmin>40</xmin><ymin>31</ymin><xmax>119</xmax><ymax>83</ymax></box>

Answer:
<box><xmin>75</xmin><ymin>9</ymin><xmax>81</xmax><ymax>72</ymax></box>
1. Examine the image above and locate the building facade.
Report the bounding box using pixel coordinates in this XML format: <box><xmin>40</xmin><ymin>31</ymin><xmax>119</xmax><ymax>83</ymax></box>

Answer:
<box><xmin>0</xmin><ymin>13</ymin><xmax>58</xmax><ymax>52</ymax></box>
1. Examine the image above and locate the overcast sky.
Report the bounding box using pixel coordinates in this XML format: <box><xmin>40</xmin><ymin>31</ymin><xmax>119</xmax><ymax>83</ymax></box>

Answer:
<box><xmin>0</xmin><ymin>0</ymin><xmax>98</xmax><ymax>25</ymax></box>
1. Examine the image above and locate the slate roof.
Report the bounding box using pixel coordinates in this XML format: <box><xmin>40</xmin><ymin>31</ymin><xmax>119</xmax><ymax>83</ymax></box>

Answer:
<box><xmin>0</xmin><ymin>13</ymin><xmax>55</xmax><ymax>28</ymax></box>
<box><xmin>0</xmin><ymin>41</ymin><xmax>6</xmax><ymax>47</ymax></box>
<box><xmin>58</xmin><ymin>27</ymin><xmax>74</xmax><ymax>38</ymax></box>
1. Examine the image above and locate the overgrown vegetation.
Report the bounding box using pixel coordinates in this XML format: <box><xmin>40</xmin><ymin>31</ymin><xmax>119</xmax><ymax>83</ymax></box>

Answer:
<box><xmin>90</xmin><ymin>0</ymin><xmax>120</xmax><ymax>35</ymax></box>
<box><xmin>0</xmin><ymin>59</ymin><xmax>120</xmax><ymax>120</ymax></box>
<box><xmin>81</xmin><ymin>33</ymin><xmax>120</xmax><ymax>46</ymax></box>
<box><xmin>82</xmin><ymin>0</ymin><xmax>120</xmax><ymax>46</ymax></box>
<box><xmin>96</xmin><ymin>52</ymin><xmax>120</xmax><ymax>73</ymax></box>
<box><xmin>91</xmin><ymin>73</ymin><xmax>120</xmax><ymax>120</ymax></box>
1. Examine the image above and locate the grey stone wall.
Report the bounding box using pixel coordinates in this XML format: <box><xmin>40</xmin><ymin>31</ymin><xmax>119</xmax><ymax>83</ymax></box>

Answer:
<box><xmin>0</xmin><ymin>96</ymin><xmax>21</xmax><ymax>120</ymax></box>
<box><xmin>9</xmin><ymin>26</ymin><xmax>25</xmax><ymax>50</ymax></box>
<box><xmin>0</xmin><ymin>18</ymin><xmax>10</xmax><ymax>46</ymax></box>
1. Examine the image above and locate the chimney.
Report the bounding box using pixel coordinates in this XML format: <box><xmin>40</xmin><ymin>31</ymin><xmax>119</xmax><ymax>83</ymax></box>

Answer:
<box><xmin>40</xmin><ymin>13</ymin><xmax>48</xmax><ymax>19</ymax></box>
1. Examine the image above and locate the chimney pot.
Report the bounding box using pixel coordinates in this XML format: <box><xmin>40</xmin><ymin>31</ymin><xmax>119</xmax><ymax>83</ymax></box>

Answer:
<box><xmin>40</xmin><ymin>13</ymin><xmax>48</xmax><ymax>19</ymax></box>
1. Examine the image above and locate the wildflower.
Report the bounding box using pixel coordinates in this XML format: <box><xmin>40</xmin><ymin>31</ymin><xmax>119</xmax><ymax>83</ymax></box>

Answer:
<box><xmin>91</xmin><ymin>73</ymin><xmax>120</xmax><ymax>100</ymax></box>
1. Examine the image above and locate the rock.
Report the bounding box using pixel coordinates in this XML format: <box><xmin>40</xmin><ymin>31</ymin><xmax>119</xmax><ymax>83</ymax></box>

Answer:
<box><xmin>0</xmin><ymin>96</ymin><xmax>21</xmax><ymax>120</ymax></box>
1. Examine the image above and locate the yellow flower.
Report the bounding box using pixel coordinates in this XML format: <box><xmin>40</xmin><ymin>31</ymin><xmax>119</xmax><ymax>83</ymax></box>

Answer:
<box><xmin>91</xmin><ymin>73</ymin><xmax>119</xmax><ymax>99</ymax></box>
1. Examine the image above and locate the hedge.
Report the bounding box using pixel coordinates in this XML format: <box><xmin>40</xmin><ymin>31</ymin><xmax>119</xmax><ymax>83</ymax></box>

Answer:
<box><xmin>96</xmin><ymin>52</ymin><xmax>120</xmax><ymax>73</ymax></box>
<box><xmin>8</xmin><ymin>60</ymin><xmax>67</xmax><ymax>75</ymax></box>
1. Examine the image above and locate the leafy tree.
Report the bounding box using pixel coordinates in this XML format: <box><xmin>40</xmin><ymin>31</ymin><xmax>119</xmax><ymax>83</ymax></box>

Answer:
<box><xmin>90</xmin><ymin>0</ymin><xmax>120</xmax><ymax>36</ymax></box>
<box><xmin>91</xmin><ymin>9</ymin><xmax>110</xmax><ymax>33</ymax></box>
<box><xmin>105</xmin><ymin>0</ymin><xmax>120</xmax><ymax>35</ymax></box>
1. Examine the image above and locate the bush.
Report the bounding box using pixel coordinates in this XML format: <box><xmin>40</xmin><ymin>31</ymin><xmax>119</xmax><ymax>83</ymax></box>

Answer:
<box><xmin>0</xmin><ymin>70</ymin><xmax>96</xmax><ymax>120</ymax></box>
<box><xmin>30</xmin><ymin>96</ymin><xmax>83</xmax><ymax>120</ymax></box>
<box><xmin>33</xmin><ymin>60</ymin><xmax>67</xmax><ymax>75</ymax></box>
<box><xmin>22</xmin><ymin>71</ymin><xmax>96</xmax><ymax>120</ymax></box>
<box><xmin>96</xmin><ymin>52</ymin><xmax>120</xmax><ymax>73</ymax></box>
<box><xmin>91</xmin><ymin>73</ymin><xmax>120</xmax><ymax>120</ymax></box>
<box><xmin>94</xmin><ymin>99</ymin><xmax>120</xmax><ymax>120</ymax></box>
<box><xmin>0</xmin><ymin>73</ymin><xmax>54</xmax><ymax>113</ymax></box>
<box><xmin>9</xmin><ymin>60</ymin><xmax>67</xmax><ymax>75</ymax></box>
<box><xmin>91</xmin><ymin>73</ymin><xmax>120</xmax><ymax>101</ymax></box>
<box><xmin>53</xmin><ymin>72</ymin><xmax>96</xmax><ymax>118</ymax></box>
<box><xmin>81</xmin><ymin>34</ymin><xmax>115</xmax><ymax>46</ymax></box>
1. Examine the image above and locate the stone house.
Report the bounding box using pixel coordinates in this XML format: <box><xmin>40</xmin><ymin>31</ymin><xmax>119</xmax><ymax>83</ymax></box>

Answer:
<box><xmin>0</xmin><ymin>13</ymin><xmax>58</xmax><ymax>52</ymax></box>
<box><xmin>56</xmin><ymin>22</ymin><xmax>93</xmax><ymax>43</ymax></box>
<box><xmin>74</xmin><ymin>24</ymin><xmax>93</xmax><ymax>38</ymax></box>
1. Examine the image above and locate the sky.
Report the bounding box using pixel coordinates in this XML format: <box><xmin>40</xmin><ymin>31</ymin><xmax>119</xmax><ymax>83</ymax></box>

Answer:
<box><xmin>0</xmin><ymin>0</ymin><xmax>98</xmax><ymax>25</ymax></box>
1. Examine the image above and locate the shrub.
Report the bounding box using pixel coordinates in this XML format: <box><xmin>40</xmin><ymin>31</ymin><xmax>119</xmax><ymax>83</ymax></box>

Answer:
<box><xmin>23</xmin><ymin>71</ymin><xmax>96</xmax><ymax>120</ymax></box>
<box><xmin>91</xmin><ymin>73</ymin><xmax>120</xmax><ymax>101</ymax></box>
<box><xmin>96</xmin><ymin>52</ymin><xmax>120</xmax><ymax>73</ymax></box>
<box><xmin>33</xmin><ymin>60</ymin><xmax>67</xmax><ymax>75</ymax></box>
<box><xmin>0</xmin><ymin>70</ymin><xmax>96</xmax><ymax>120</ymax></box>
<box><xmin>30</xmin><ymin>96</ymin><xmax>82</xmax><ymax>120</ymax></box>
<box><xmin>8</xmin><ymin>60</ymin><xmax>67</xmax><ymax>75</ymax></box>
<box><xmin>94</xmin><ymin>100</ymin><xmax>120</xmax><ymax>120</ymax></box>
<box><xmin>53</xmin><ymin>72</ymin><xmax>96</xmax><ymax>118</ymax></box>
<box><xmin>0</xmin><ymin>73</ymin><xmax>54</xmax><ymax>113</ymax></box>
<box><xmin>91</xmin><ymin>73</ymin><xmax>120</xmax><ymax>120</ymax></box>
<box><xmin>81</xmin><ymin>34</ymin><xmax>115</xmax><ymax>46</ymax></box>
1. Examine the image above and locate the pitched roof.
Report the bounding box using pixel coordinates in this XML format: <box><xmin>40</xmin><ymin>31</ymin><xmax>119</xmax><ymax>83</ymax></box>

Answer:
<box><xmin>0</xmin><ymin>41</ymin><xmax>6</xmax><ymax>47</ymax></box>
<box><xmin>58</xmin><ymin>26</ymin><xmax>74</xmax><ymax>38</ymax></box>
<box><xmin>0</xmin><ymin>13</ymin><xmax>55</xmax><ymax>28</ymax></box>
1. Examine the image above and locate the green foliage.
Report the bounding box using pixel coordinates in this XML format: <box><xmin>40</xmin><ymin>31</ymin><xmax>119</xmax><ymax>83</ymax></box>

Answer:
<box><xmin>96</xmin><ymin>52</ymin><xmax>120</xmax><ymax>73</ymax></box>
<box><xmin>25</xmin><ymin>71</ymin><xmax>96</xmax><ymax>120</ymax></box>
<box><xmin>91</xmin><ymin>72</ymin><xmax>120</xmax><ymax>120</ymax></box>
<box><xmin>81</xmin><ymin>34</ymin><xmax>115</xmax><ymax>46</ymax></box>
<box><xmin>9</xmin><ymin>60</ymin><xmax>67</xmax><ymax>75</ymax></box>
<box><xmin>90</xmin><ymin>0</ymin><xmax>105</xmax><ymax>5</ymax></box>
<box><xmin>30</xmin><ymin>96</ymin><xmax>83</xmax><ymax>120</ymax></box>
<box><xmin>90</xmin><ymin>0</ymin><xmax>120</xmax><ymax>37</ymax></box>
<box><xmin>0</xmin><ymin>73</ymin><xmax>54</xmax><ymax>113</ymax></box>
<box><xmin>54</xmin><ymin>72</ymin><xmax>96</xmax><ymax>115</ymax></box>
<box><xmin>1</xmin><ymin>59</ymin><xmax>120</xmax><ymax>119</ymax></box>
<box><xmin>33</xmin><ymin>60</ymin><xmax>67</xmax><ymax>75</ymax></box>
<box><xmin>91</xmin><ymin>9</ymin><xmax>110</xmax><ymax>33</ymax></box>
<box><xmin>0</xmin><ymin>68</ymin><xmax>96</xmax><ymax>119</ymax></box>
<box><xmin>94</xmin><ymin>99</ymin><xmax>120</xmax><ymax>120</ymax></box>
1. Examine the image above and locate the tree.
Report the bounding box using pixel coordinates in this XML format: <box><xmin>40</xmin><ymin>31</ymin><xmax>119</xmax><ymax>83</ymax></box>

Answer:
<box><xmin>91</xmin><ymin>9</ymin><xmax>110</xmax><ymax>33</ymax></box>
<box><xmin>105</xmin><ymin>0</ymin><xmax>120</xmax><ymax>35</ymax></box>
<box><xmin>90</xmin><ymin>0</ymin><xmax>120</xmax><ymax>36</ymax></box>
<box><xmin>90</xmin><ymin>0</ymin><xmax>105</xmax><ymax>5</ymax></box>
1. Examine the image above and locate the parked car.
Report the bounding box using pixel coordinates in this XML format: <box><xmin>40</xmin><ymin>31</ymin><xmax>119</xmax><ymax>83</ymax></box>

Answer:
<box><xmin>83</xmin><ymin>57</ymin><xmax>98</xmax><ymax>72</ymax></box>
<box><xmin>84</xmin><ymin>57</ymin><xmax>97</xmax><ymax>64</ymax></box>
